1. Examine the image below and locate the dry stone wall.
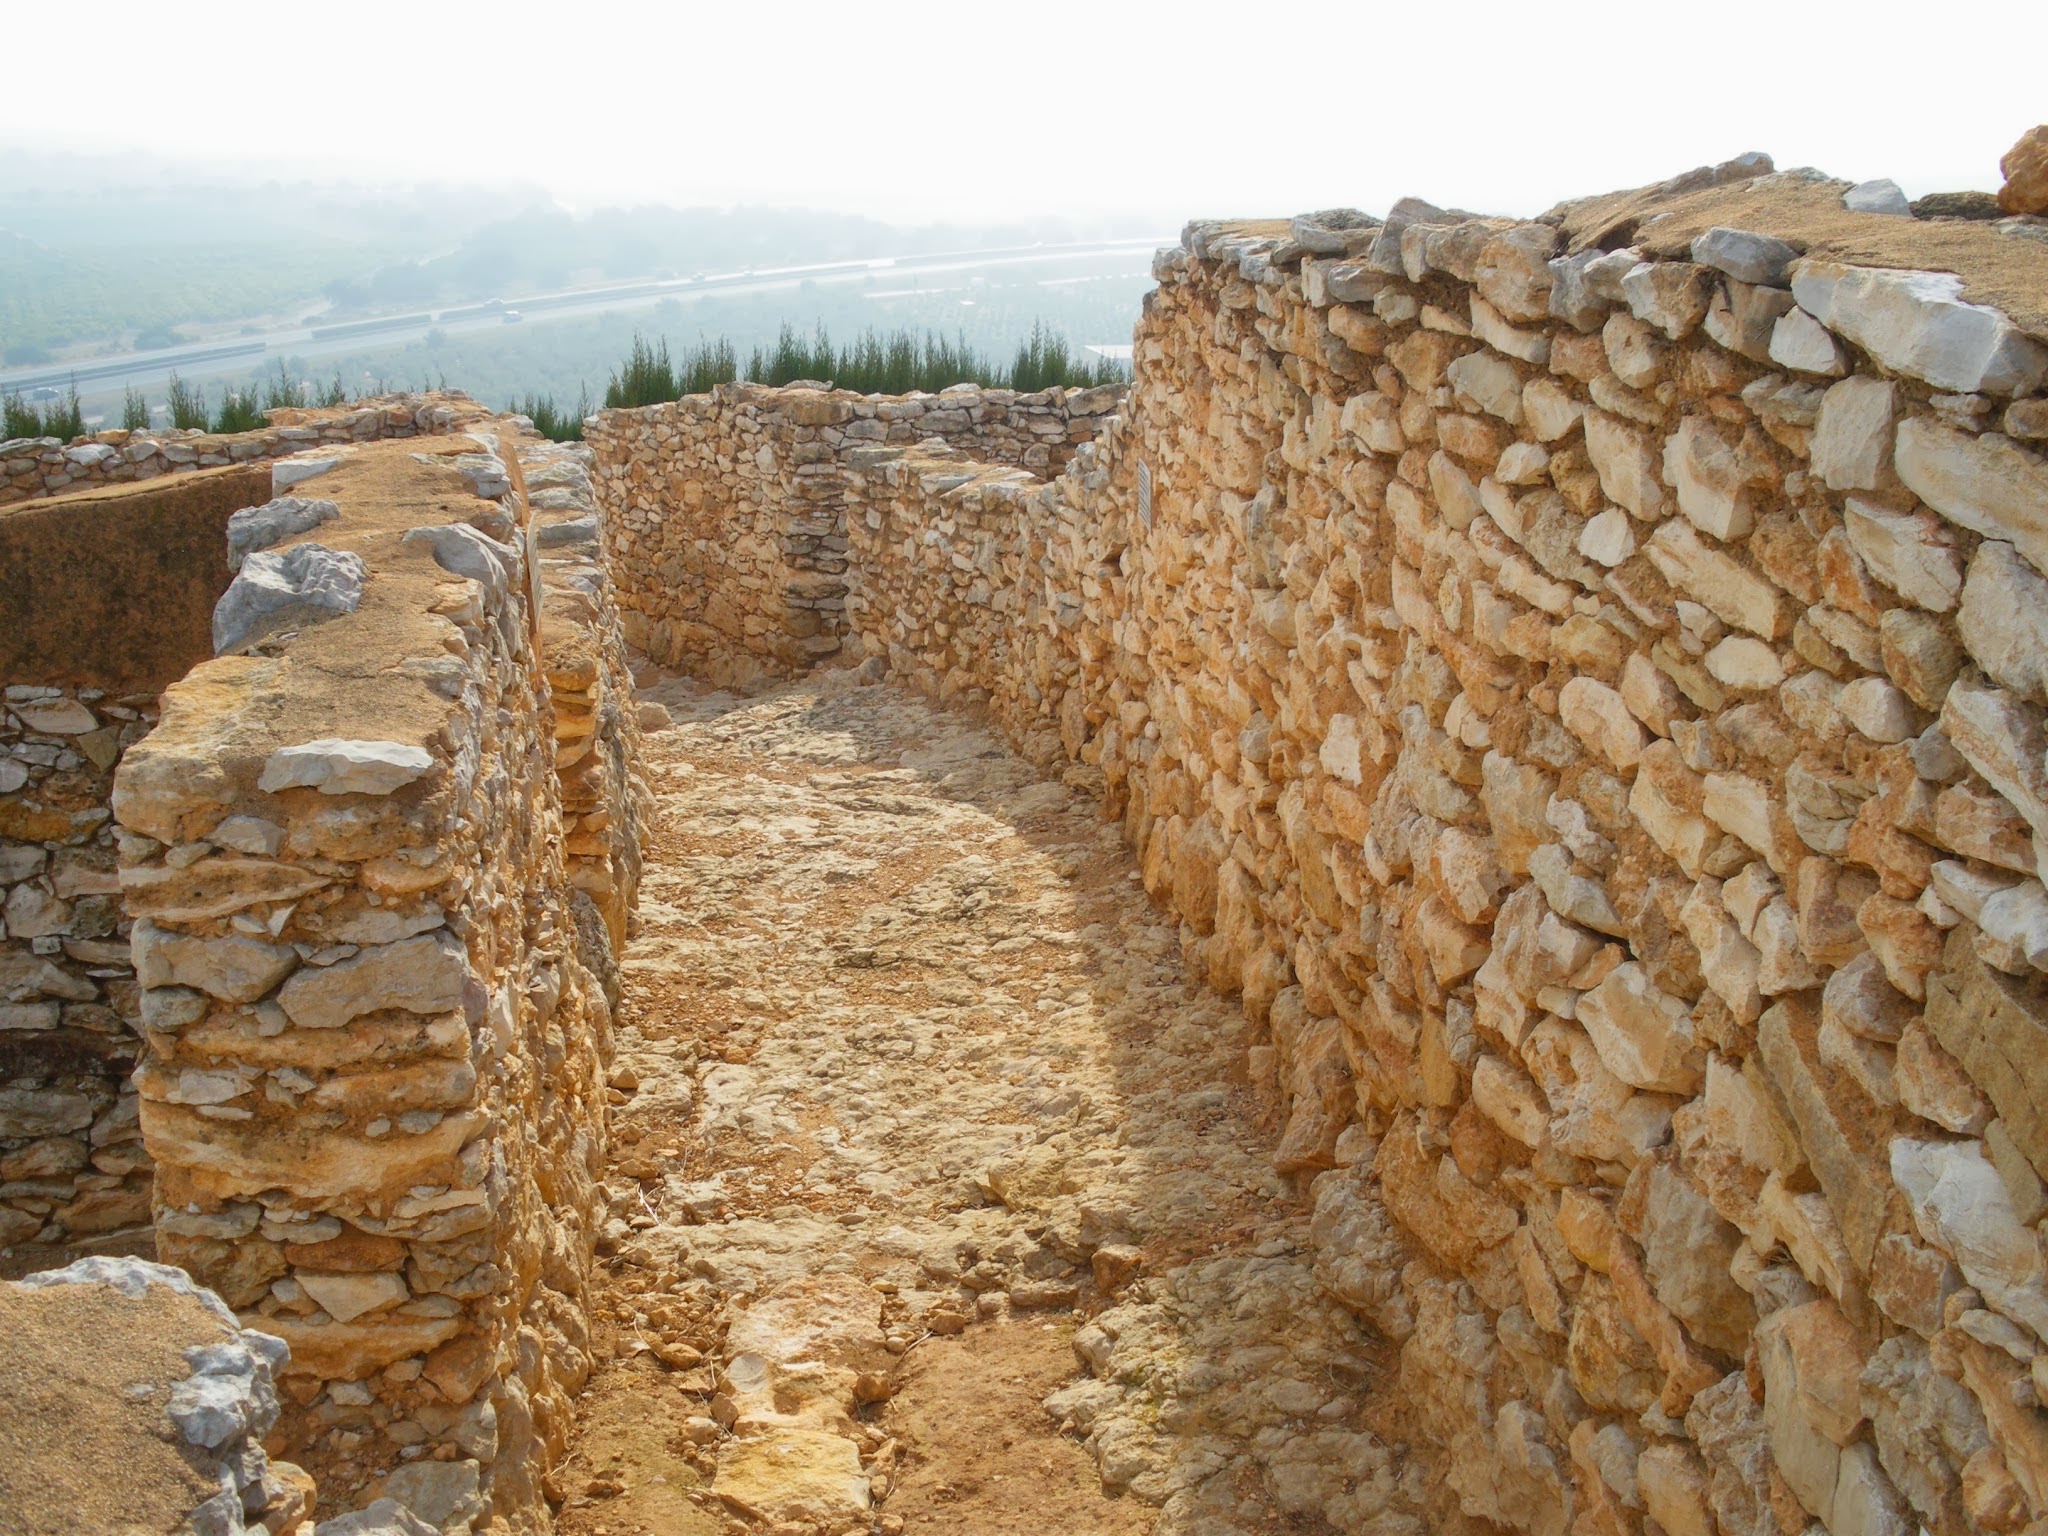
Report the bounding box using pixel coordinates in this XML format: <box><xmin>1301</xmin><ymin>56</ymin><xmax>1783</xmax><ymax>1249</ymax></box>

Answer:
<box><xmin>1</xmin><ymin>392</ymin><xmax>486</xmax><ymax>505</ymax></box>
<box><xmin>92</xmin><ymin>425</ymin><xmax>641</xmax><ymax>1530</ymax></box>
<box><xmin>602</xmin><ymin>165</ymin><xmax>2048</xmax><ymax>1536</ymax></box>
<box><xmin>587</xmin><ymin>380</ymin><xmax>1119</xmax><ymax>684</ymax></box>
<box><xmin>2</xmin><ymin>398</ymin><xmax>538</xmax><ymax>1280</ymax></box>
<box><xmin>1</xmin><ymin>685</ymin><xmax>158</xmax><ymax>1258</ymax></box>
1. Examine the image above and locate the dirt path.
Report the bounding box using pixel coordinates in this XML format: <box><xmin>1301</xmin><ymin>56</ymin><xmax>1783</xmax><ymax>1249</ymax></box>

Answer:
<box><xmin>549</xmin><ymin>667</ymin><xmax>1422</xmax><ymax>1536</ymax></box>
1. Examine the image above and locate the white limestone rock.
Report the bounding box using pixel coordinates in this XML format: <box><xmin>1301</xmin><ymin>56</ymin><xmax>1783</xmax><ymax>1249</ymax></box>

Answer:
<box><xmin>225</xmin><ymin>497</ymin><xmax>341</xmax><ymax>570</ymax></box>
<box><xmin>213</xmin><ymin>544</ymin><xmax>367</xmax><ymax>655</ymax></box>
<box><xmin>1895</xmin><ymin>419</ymin><xmax>2048</xmax><ymax>575</ymax></box>
<box><xmin>8</xmin><ymin>697</ymin><xmax>98</xmax><ymax>735</ymax></box>
<box><xmin>1843</xmin><ymin>179</ymin><xmax>1913</xmax><ymax>217</ymax></box>
<box><xmin>272</xmin><ymin>453</ymin><xmax>344</xmax><ymax>492</ymax></box>
<box><xmin>1810</xmin><ymin>377</ymin><xmax>1896</xmax><ymax>491</ymax></box>
<box><xmin>1793</xmin><ymin>262</ymin><xmax>2048</xmax><ymax>394</ymax></box>
<box><xmin>1840</xmin><ymin>497</ymin><xmax>1960</xmax><ymax>612</ymax></box>
<box><xmin>294</xmin><ymin>1270</ymin><xmax>408</xmax><ymax>1324</ymax></box>
<box><xmin>402</xmin><ymin>522</ymin><xmax>519</xmax><ymax>604</ymax></box>
<box><xmin>258</xmin><ymin>739</ymin><xmax>434</xmax><ymax>797</ymax></box>
<box><xmin>1690</xmin><ymin>227</ymin><xmax>1800</xmax><ymax>287</ymax></box>
<box><xmin>1960</xmin><ymin>541</ymin><xmax>2048</xmax><ymax>702</ymax></box>
<box><xmin>1768</xmin><ymin>307</ymin><xmax>1848</xmax><ymax>376</ymax></box>
<box><xmin>1579</xmin><ymin>962</ymin><xmax>1701</xmax><ymax>1093</ymax></box>
<box><xmin>1445</xmin><ymin>350</ymin><xmax>1523</xmax><ymax>424</ymax></box>
<box><xmin>1891</xmin><ymin>1138</ymin><xmax>2048</xmax><ymax>1339</ymax></box>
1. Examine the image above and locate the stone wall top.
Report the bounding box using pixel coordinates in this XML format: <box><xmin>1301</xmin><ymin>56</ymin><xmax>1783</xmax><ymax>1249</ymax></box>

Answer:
<box><xmin>0</xmin><ymin>390</ymin><xmax>492</xmax><ymax>506</ymax></box>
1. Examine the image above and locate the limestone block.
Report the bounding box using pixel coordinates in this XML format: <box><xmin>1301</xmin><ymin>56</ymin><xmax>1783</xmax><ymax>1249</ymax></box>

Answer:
<box><xmin>1891</xmin><ymin>1137</ymin><xmax>2048</xmax><ymax>1338</ymax></box>
<box><xmin>1705</xmin><ymin>280</ymin><xmax>1796</xmax><ymax>363</ymax></box>
<box><xmin>226</xmin><ymin>497</ymin><xmax>341</xmax><ymax>570</ymax></box>
<box><xmin>132</xmin><ymin>920</ymin><xmax>297</xmax><ymax>1002</ymax></box>
<box><xmin>1559</xmin><ymin>677</ymin><xmax>1645</xmax><ymax>769</ymax></box>
<box><xmin>1665</xmin><ymin>416</ymin><xmax>1771</xmax><ymax>541</ymax></box>
<box><xmin>1959</xmin><ymin>541</ymin><xmax>2048</xmax><ymax>701</ymax></box>
<box><xmin>1444</xmin><ymin>350</ymin><xmax>1523</xmax><ymax>425</ymax></box>
<box><xmin>1811</xmin><ymin>377</ymin><xmax>1896</xmax><ymax>491</ymax></box>
<box><xmin>1758</xmin><ymin>1000</ymin><xmax>1892</xmax><ymax>1272</ymax></box>
<box><xmin>1769</xmin><ymin>307</ymin><xmax>1848</xmax><ymax>376</ymax></box>
<box><xmin>213</xmin><ymin>544</ymin><xmax>367</xmax><ymax>655</ymax></box>
<box><xmin>1578</xmin><ymin>963</ymin><xmax>1700</xmax><ymax>1094</ymax></box>
<box><xmin>1840</xmin><ymin>497</ymin><xmax>1960</xmax><ymax>613</ymax></box>
<box><xmin>276</xmin><ymin>930</ymin><xmax>469</xmax><ymax>1030</ymax></box>
<box><xmin>1583</xmin><ymin>410</ymin><xmax>1670</xmax><ymax>522</ymax></box>
<box><xmin>1793</xmin><ymin>262</ymin><xmax>2048</xmax><ymax>395</ymax></box>
<box><xmin>1646</xmin><ymin>520</ymin><xmax>1787</xmax><ymax>639</ymax></box>
<box><xmin>1896</xmin><ymin>419</ymin><xmax>2048</xmax><ymax>576</ymax></box>
<box><xmin>1622</xmin><ymin>261</ymin><xmax>1714</xmax><ymax>339</ymax></box>
<box><xmin>257</xmin><ymin>739</ymin><xmax>435</xmax><ymax>797</ymax></box>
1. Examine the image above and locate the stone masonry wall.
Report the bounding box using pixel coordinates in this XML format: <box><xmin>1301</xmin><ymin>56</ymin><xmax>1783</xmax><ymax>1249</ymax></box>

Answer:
<box><xmin>587</xmin><ymin>380</ymin><xmax>1120</xmax><ymax>685</ymax></box>
<box><xmin>1</xmin><ymin>397</ymin><xmax>540</xmax><ymax>1286</ymax></box>
<box><xmin>106</xmin><ymin>424</ymin><xmax>641</xmax><ymax>1531</ymax></box>
<box><xmin>2</xmin><ymin>684</ymin><xmax>158</xmax><ymax>1261</ymax></box>
<box><xmin>606</xmin><ymin>164</ymin><xmax>2048</xmax><ymax>1536</ymax></box>
<box><xmin>1</xmin><ymin>391</ymin><xmax>489</xmax><ymax>505</ymax></box>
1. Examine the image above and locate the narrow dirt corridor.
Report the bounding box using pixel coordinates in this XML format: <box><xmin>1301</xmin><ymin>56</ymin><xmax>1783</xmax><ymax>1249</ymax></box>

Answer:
<box><xmin>550</xmin><ymin>667</ymin><xmax>1421</xmax><ymax>1536</ymax></box>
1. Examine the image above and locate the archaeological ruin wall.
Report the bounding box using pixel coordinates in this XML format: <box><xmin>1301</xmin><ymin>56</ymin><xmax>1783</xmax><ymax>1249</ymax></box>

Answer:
<box><xmin>3</xmin><ymin>393</ymin><xmax>647</xmax><ymax>1531</ymax></box>
<box><xmin>2</xmin><ymin>464</ymin><xmax>274</xmax><ymax>1263</ymax></box>
<box><xmin>106</xmin><ymin>425</ymin><xmax>645</xmax><ymax>1530</ymax></box>
<box><xmin>1</xmin><ymin>397</ymin><xmax>522</xmax><ymax>1271</ymax></box>
<box><xmin>595</xmin><ymin>162</ymin><xmax>2048</xmax><ymax>1536</ymax></box>
<box><xmin>587</xmin><ymin>379</ymin><xmax>1119</xmax><ymax>683</ymax></box>
<box><xmin>1</xmin><ymin>393</ymin><xmax>488</xmax><ymax>505</ymax></box>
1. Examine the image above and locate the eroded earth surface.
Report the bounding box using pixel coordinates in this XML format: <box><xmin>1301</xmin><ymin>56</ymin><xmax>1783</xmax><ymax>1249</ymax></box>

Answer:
<box><xmin>550</xmin><ymin>666</ymin><xmax>1424</xmax><ymax>1536</ymax></box>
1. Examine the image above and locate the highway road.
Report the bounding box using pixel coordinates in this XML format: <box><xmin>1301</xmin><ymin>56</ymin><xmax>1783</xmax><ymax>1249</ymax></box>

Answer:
<box><xmin>1</xmin><ymin>237</ymin><xmax>1170</xmax><ymax>403</ymax></box>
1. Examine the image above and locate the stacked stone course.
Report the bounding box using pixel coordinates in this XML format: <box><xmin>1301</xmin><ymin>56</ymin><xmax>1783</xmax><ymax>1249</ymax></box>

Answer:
<box><xmin>587</xmin><ymin>379</ymin><xmax>1119</xmax><ymax>684</ymax></box>
<box><xmin>0</xmin><ymin>391</ymin><xmax>489</xmax><ymax>505</ymax></box>
<box><xmin>104</xmin><ymin>423</ymin><xmax>646</xmax><ymax>1529</ymax></box>
<box><xmin>597</xmin><ymin>163</ymin><xmax>2048</xmax><ymax>1536</ymax></box>
<box><xmin>1</xmin><ymin>685</ymin><xmax>157</xmax><ymax>1255</ymax></box>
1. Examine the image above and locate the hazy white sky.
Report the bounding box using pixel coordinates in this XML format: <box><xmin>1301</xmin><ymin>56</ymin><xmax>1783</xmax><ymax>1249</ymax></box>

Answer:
<box><xmin>6</xmin><ymin>0</ymin><xmax>2043</xmax><ymax>224</ymax></box>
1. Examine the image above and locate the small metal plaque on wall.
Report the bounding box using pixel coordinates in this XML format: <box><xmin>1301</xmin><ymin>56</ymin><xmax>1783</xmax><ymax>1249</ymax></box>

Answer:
<box><xmin>1136</xmin><ymin>461</ymin><xmax>1152</xmax><ymax>528</ymax></box>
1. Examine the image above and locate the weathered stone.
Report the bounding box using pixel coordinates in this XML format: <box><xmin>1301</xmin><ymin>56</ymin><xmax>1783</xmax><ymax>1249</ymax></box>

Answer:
<box><xmin>2002</xmin><ymin>125</ymin><xmax>2048</xmax><ymax>216</ymax></box>
<box><xmin>1758</xmin><ymin>1000</ymin><xmax>1891</xmax><ymax>1273</ymax></box>
<box><xmin>1769</xmin><ymin>307</ymin><xmax>1848</xmax><ymax>376</ymax></box>
<box><xmin>1794</xmin><ymin>262</ymin><xmax>2048</xmax><ymax>395</ymax></box>
<box><xmin>1925</xmin><ymin>946</ymin><xmax>2048</xmax><ymax>1183</ymax></box>
<box><xmin>225</xmin><ymin>497</ymin><xmax>341</xmax><ymax>570</ymax></box>
<box><xmin>258</xmin><ymin>740</ymin><xmax>435</xmax><ymax>797</ymax></box>
<box><xmin>1896</xmin><ymin>419</ymin><xmax>2048</xmax><ymax>576</ymax></box>
<box><xmin>1811</xmin><ymin>377</ymin><xmax>1896</xmax><ymax>491</ymax></box>
<box><xmin>1689</xmin><ymin>228</ymin><xmax>1799</xmax><ymax>288</ymax></box>
<box><xmin>213</xmin><ymin>545</ymin><xmax>367</xmax><ymax>655</ymax></box>
<box><xmin>276</xmin><ymin>931</ymin><xmax>469</xmax><ymax>1031</ymax></box>
<box><xmin>132</xmin><ymin>921</ymin><xmax>297</xmax><ymax>1002</ymax></box>
<box><xmin>1579</xmin><ymin>963</ymin><xmax>1700</xmax><ymax>1094</ymax></box>
<box><xmin>1665</xmin><ymin>416</ymin><xmax>1770</xmax><ymax>541</ymax></box>
<box><xmin>1891</xmin><ymin>1137</ymin><xmax>2048</xmax><ymax>1338</ymax></box>
<box><xmin>1959</xmin><ymin>541</ymin><xmax>2048</xmax><ymax>701</ymax></box>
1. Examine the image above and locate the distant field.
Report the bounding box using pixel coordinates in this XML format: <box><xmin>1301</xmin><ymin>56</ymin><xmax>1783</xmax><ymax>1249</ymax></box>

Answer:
<box><xmin>57</xmin><ymin>257</ymin><xmax>1156</xmax><ymax>428</ymax></box>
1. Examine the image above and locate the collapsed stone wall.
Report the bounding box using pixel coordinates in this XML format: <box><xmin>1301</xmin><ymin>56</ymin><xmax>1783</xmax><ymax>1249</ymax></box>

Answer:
<box><xmin>587</xmin><ymin>380</ymin><xmax>1119</xmax><ymax>683</ymax></box>
<box><xmin>1</xmin><ymin>391</ymin><xmax>488</xmax><ymax>505</ymax></box>
<box><xmin>92</xmin><ymin>425</ymin><xmax>642</xmax><ymax>1529</ymax></box>
<box><xmin>601</xmin><ymin>163</ymin><xmax>2048</xmax><ymax>1536</ymax></box>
